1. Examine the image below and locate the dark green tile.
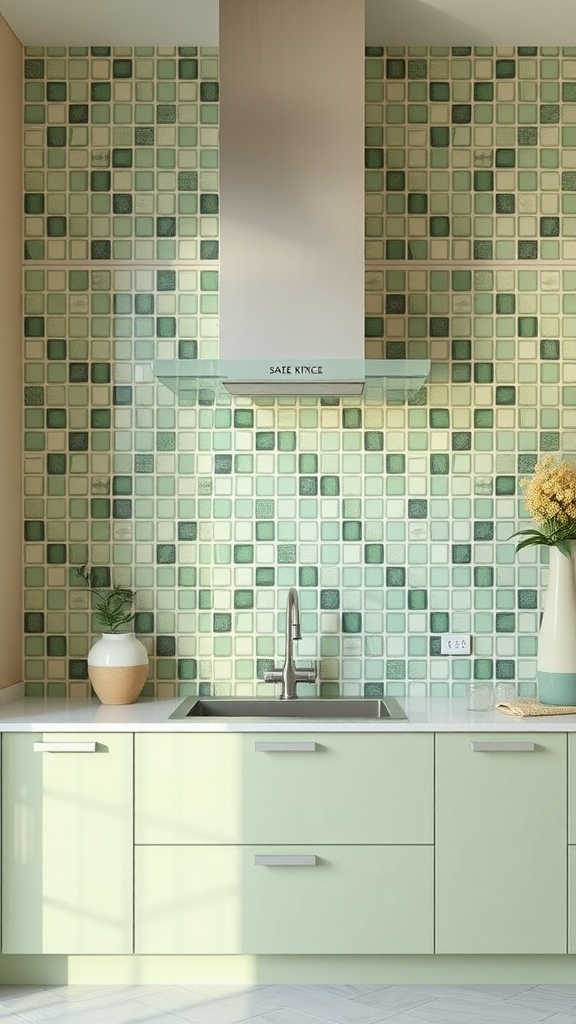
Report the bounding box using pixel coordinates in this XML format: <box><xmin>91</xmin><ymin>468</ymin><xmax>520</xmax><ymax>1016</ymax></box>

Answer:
<box><xmin>474</xmin><ymin>566</ymin><xmax>494</xmax><ymax>587</ymax></box>
<box><xmin>234</xmin><ymin>544</ymin><xmax>253</xmax><ymax>564</ymax></box>
<box><xmin>387</xmin><ymin>454</ymin><xmax>405</xmax><ymax>473</ymax></box>
<box><xmin>91</xmin><ymin>81</ymin><xmax>111</xmax><ymax>101</ymax></box>
<box><xmin>408</xmin><ymin>499</ymin><xmax>427</xmax><ymax>518</ymax></box>
<box><xmin>430</xmin><ymin>215</ymin><xmax>450</xmax><ymax>236</ymax></box>
<box><xmin>496</xmin><ymin>612</ymin><xmax>515</xmax><ymax>632</ymax></box>
<box><xmin>386</xmin><ymin>59</ymin><xmax>405</xmax><ymax>78</ymax></box>
<box><xmin>47</xmin><ymin>127</ymin><xmax>66</xmax><ymax>147</ymax></box>
<box><xmin>386</xmin><ymin>567</ymin><xmax>405</xmax><ymax>586</ymax></box>
<box><xmin>214</xmin><ymin>454</ymin><xmax>232</xmax><ymax>473</ymax></box>
<box><xmin>430</xmin><ymin>126</ymin><xmax>449</xmax><ymax>147</ymax></box>
<box><xmin>47</xmin><ymin>543</ymin><xmax>67</xmax><ymax>563</ymax></box>
<box><xmin>408</xmin><ymin>193</ymin><xmax>427</xmax><ymax>213</ymax></box>
<box><xmin>495</xmin><ymin>476</ymin><xmax>515</xmax><ymax>495</ymax></box>
<box><xmin>496</xmin><ymin>294</ymin><xmax>515</xmax><ymax>314</ymax></box>
<box><xmin>518</xmin><ymin>126</ymin><xmax>537</xmax><ymax>146</ymax></box>
<box><xmin>320</xmin><ymin>589</ymin><xmax>339</xmax><ymax>609</ymax></box>
<box><xmin>474</xmin><ymin>521</ymin><xmax>494</xmax><ymax>540</ymax></box>
<box><xmin>474</xmin><ymin>409</ymin><xmax>493</xmax><ymax>428</ymax></box>
<box><xmin>474</xmin><ymin>241</ymin><xmax>493</xmax><ymax>259</ymax></box>
<box><xmin>343</xmin><ymin>408</ymin><xmax>361</xmax><ymax>428</ymax></box>
<box><xmin>364</xmin><ymin>431</ymin><xmax>383</xmax><ymax>451</ymax></box>
<box><xmin>134</xmin><ymin>612</ymin><xmax>154</xmax><ymax>633</ymax></box>
<box><xmin>431</xmin><ymin>611</ymin><xmax>449</xmax><ymax>633</ymax></box>
<box><xmin>540</xmin><ymin>339</ymin><xmax>559</xmax><ymax>359</ymax></box>
<box><xmin>299</xmin><ymin>566</ymin><xmax>318</xmax><ymax>587</ymax></box>
<box><xmin>25</xmin><ymin>520</ymin><xmax>45</xmax><ymax>541</ymax></box>
<box><xmin>540</xmin><ymin>216</ymin><xmax>559</xmax><ymax>236</ymax></box>
<box><xmin>343</xmin><ymin>521</ymin><xmax>361</xmax><ymax>541</ymax></box>
<box><xmin>474</xmin><ymin>82</ymin><xmax>493</xmax><ymax>101</ymax></box>
<box><xmin>178</xmin><ymin>522</ymin><xmax>197</xmax><ymax>540</ymax></box>
<box><xmin>495</xmin><ymin>148</ymin><xmax>515</xmax><ymax>168</ymax></box>
<box><xmin>408</xmin><ymin>590</ymin><xmax>427</xmax><ymax>610</ymax></box>
<box><xmin>452</xmin><ymin>544</ymin><xmax>471</xmax><ymax>563</ymax></box>
<box><xmin>342</xmin><ymin>612</ymin><xmax>362</xmax><ymax>633</ymax></box>
<box><xmin>474</xmin><ymin>659</ymin><xmax>493</xmax><ymax>680</ymax></box>
<box><xmin>430</xmin><ymin>82</ymin><xmax>449</xmax><ymax>101</ymax></box>
<box><xmin>430</xmin><ymin>454</ymin><xmax>449</xmax><ymax>474</ymax></box>
<box><xmin>386</xmin><ymin>170</ymin><xmax>405</xmax><ymax>190</ymax></box>
<box><xmin>320</xmin><ymin>476</ymin><xmax>339</xmax><ymax>496</ymax></box>
<box><xmin>299</xmin><ymin>477</ymin><xmax>318</xmax><ymax>496</ymax></box>
<box><xmin>452</xmin><ymin>104</ymin><xmax>471</xmax><ymax>123</ymax></box>
<box><xmin>113</xmin><ymin>59</ymin><xmax>132</xmax><ymax>78</ymax></box>
<box><xmin>540</xmin><ymin>104</ymin><xmax>559</xmax><ymax>124</ymax></box>
<box><xmin>518</xmin><ymin>241</ymin><xmax>538</xmax><ymax>259</ymax></box>
<box><xmin>234</xmin><ymin>590</ymin><xmax>254</xmax><ymax>609</ymax></box>
<box><xmin>496</xmin><ymin>59</ymin><xmax>515</xmax><ymax>78</ymax></box>
<box><xmin>156</xmin><ymin>544</ymin><xmax>176</xmax><ymax>564</ymax></box>
<box><xmin>474</xmin><ymin>171</ymin><xmax>493</xmax><ymax>191</ymax></box>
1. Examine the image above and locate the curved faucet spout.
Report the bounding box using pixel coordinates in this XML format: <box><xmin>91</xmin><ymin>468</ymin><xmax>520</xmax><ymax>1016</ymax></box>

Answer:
<box><xmin>264</xmin><ymin>587</ymin><xmax>316</xmax><ymax>699</ymax></box>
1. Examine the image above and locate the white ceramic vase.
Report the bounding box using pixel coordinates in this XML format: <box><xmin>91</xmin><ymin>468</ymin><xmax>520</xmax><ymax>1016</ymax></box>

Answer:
<box><xmin>537</xmin><ymin>543</ymin><xmax>576</xmax><ymax>705</ymax></box>
<box><xmin>88</xmin><ymin>632</ymin><xmax>149</xmax><ymax>705</ymax></box>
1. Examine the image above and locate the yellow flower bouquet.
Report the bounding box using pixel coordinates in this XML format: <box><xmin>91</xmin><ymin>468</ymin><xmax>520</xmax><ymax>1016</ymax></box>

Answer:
<box><xmin>513</xmin><ymin>455</ymin><xmax>576</xmax><ymax>558</ymax></box>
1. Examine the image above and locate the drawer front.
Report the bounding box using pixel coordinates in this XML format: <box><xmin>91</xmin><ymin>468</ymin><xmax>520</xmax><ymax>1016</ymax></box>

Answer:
<box><xmin>135</xmin><ymin>733</ymin><xmax>433</xmax><ymax>845</ymax></box>
<box><xmin>135</xmin><ymin>845</ymin><xmax>433</xmax><ymax>954</ymax></box>
<box><xmin>436</xmin><ymin>732</ymin><xmax>567</xmax><ymax>954</ymax></box>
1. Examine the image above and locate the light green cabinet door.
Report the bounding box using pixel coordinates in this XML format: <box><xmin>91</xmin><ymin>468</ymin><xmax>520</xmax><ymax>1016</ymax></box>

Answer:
<box><xmin>2</xmin><ymin>733</ymin><xmax>133</xmax><ymax>954</ymax></box>
<box><xmin>135</xmin><ymin>845</ymin><xmax>434</xmax><ymax>954</ymax></box>
<box><xmin>135</xmin><ymin>733</ymin><xmax>433</xmax><ymax>844</ymax></box>
<box><xmin>569</xmin><ymin>847</ymin><xmax>576</xmax><ymax>953</ymax></box>
<box><xmin>436</xmin><ymin>733</ymin><xmax>567</xmax><ymax>954</ymax></box>
<box><xmin>568</xmin><ymin>735</ymin><xmax>576</xmax><ymax>844</ymax></box>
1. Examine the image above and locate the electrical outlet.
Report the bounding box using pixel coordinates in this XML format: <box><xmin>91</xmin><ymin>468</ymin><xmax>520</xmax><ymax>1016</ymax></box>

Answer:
<box><xmin>440</xmin><ymin>633</ymin><xmax>472</xmax><ymax>656</ymax></box>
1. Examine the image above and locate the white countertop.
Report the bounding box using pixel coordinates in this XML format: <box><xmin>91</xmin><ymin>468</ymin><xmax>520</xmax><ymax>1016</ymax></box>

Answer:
<box><xmin>0</xmin><ymin>694</ymin><xmax>576</xmax><ymax>731</ymax></box>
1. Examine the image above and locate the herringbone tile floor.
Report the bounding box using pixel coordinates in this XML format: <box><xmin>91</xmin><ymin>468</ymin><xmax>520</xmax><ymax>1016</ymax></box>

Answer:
<box><xmin>0</xmin><ymin>984</ymin><xmax>575</xmax><ymax>1024</ymax></box>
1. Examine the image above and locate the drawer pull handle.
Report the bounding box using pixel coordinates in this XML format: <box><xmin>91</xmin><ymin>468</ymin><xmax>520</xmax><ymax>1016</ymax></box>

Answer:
<box><xmin>470</xmin><ymin>741</ymin><xmax>536</xmax><ymax>753</ymax></box>
<box><xmin>33</xmin><ymin>741</ymin><xmax>98</xmax><ymax>754</ymax></box>
<box><xmin>254</xmin><ymin>741</ymin><xmax>317</xmax><ymax>753</ymax></box>
<box><xmin>254</xmin><ymin>854</ymin><xmax>317</xmax><ymax>867</ymax></box>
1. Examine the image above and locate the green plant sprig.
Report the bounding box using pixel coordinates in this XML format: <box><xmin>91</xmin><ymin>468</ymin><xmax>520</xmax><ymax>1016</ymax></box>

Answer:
<box><xmin>511</xmin><ymin>518</ymin><xmax>576</xmax><ymax>559</ymax></box>
<box><xmin>76</xmin><ymin>565</ymin><xmax>136</xmax><ymax>633</ymax></box>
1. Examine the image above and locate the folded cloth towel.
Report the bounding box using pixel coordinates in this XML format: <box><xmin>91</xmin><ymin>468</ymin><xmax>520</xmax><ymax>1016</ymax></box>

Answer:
<box><xmin>496</xmin><ymin>698</ymin><xmax>576</xmax><ymax>716</ymax></box>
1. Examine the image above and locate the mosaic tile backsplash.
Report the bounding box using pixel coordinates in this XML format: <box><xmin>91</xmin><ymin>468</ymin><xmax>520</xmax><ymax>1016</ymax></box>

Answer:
<box><xmin>22</xmin><ymin>45</ymin><xmax>576</xmax><ymax>698</ymax></box>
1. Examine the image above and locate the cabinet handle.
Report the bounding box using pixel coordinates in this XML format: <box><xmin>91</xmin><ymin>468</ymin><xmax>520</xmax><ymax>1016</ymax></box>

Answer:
<box><xmin>254</xmin><ymin>854</ymin><xmax>317</xmax><ymax>867</ymax></box>
<box><xmin>469</xmin><ymin>741</ymin><xmax>536</xmax><ymax>753</ymax></box>
<box><xmin>254</xmin><ymin>741</ymin><xmax>317</xmax><ymax>753</ymax></box>
<box><xmin>33</xmin><ymin>741</ymin><xmax>98</xmax><ymax>753</ymax></box>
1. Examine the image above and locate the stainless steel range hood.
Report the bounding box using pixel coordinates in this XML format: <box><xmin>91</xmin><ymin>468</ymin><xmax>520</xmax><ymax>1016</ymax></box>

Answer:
<box><xmin>153</xmin><ymin>0</ymin><xmax>430</xmax><ymax>399</ymax></box>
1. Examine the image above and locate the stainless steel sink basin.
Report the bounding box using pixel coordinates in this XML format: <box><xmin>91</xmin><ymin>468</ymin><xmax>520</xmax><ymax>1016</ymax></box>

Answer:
<box><xmin>169</xmin><ymin>697</ymin><xmax>406</xmax><ymax>720</ymax></box>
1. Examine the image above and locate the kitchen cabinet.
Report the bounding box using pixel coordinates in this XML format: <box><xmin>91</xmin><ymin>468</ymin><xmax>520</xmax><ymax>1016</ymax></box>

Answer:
<box><xmin>135</xmin><ymin>844</ymin><xmax>433</xmax><ymax>955</ymax></box>
<box><xmin>134</xmin><ymin>732</ymin><xmax>434</xmax><ymax>954</ymax></box>
<box><xmin>135</xmin><ymin>732</ymin><xmax>434</xmax><ymax>844</ymax></box>
<box><xmin>2</xmin><ymin>733</ymin><xmax>133</xmax><ymax>954</ymax></box>
<box><xmin>436</xmin><ymin>733</ymin><xmax>567</xmax><ymax>954</ymax></box>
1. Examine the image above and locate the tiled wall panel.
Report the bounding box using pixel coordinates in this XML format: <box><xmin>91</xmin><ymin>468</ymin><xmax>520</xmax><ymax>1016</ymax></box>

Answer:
<box><xmin>22</xmin><ymin>45</ymin><xmax>576</xmax><ymax>698</ymax></box>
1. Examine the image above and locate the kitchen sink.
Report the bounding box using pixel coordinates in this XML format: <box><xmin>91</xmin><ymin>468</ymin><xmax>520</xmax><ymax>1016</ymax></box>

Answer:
<box><xmin>169</xmin><ymin>697</ymin><xmax>406</xmax><ymax>720</ymax></box>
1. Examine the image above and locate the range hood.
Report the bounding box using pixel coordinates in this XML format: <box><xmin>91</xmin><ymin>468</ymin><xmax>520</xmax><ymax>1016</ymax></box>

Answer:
<box><xmin>153</xmin><ymin>0</ymin><xmax>430</xmax><ymax>399</ymax></box>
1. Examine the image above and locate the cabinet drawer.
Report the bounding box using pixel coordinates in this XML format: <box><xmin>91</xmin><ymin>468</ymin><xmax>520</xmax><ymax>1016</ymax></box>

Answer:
<box><xmin>436</xmin><ymin>733</ymin><xmax>566</xmax><ymax>954</ymax></box>
<box><xmin>135</xmin><ymin>845</ymin><xmax>433</xmax><ymax>954</ymax></box>
<box><xmin>135</xmin><ymin>733</ymin><xmax>433</xmax><ymax>845</ymax></box>
<box><xmin>569</xmin><ymin>847</ymin><xmax>576</xmax><ymax>953</ymax></box>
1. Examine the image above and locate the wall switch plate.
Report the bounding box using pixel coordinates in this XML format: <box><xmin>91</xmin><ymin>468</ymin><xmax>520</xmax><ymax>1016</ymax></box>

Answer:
<box><xmin>440</xmin><ymin>633</ymin><xmax>472</xmax><ymax>656</ymax></box>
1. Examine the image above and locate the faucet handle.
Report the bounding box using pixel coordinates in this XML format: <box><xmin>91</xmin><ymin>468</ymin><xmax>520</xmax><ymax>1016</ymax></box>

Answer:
<box><xmin>294</xmin><ymin>661</ymin><xmax>317</xmax><ymax>683</ymax></box>
<box><xmin>264</xmin><ymin>668</ymin><xmax>283</xmax><ymax>684</ymax></box>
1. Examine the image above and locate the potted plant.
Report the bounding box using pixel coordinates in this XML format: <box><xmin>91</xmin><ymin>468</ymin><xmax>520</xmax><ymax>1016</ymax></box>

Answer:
<box><xmin>76</xmin><ymin>565</ymin><xmax>149</xmax><ymax>705</ymax></box>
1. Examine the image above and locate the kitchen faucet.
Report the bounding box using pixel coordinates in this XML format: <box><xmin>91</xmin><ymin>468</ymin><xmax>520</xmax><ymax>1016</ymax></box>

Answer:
<box><xmin>264</xmin><ymin>588</ymin><xmax>317</xmax><ymax>699</ymax></box>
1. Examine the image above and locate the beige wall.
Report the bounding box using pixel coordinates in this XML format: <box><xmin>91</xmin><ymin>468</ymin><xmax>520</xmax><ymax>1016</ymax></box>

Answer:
<box><xmin>0</xmin><ymin>15</ymin><xmax>22</xmax><ymax>687</ymax></box>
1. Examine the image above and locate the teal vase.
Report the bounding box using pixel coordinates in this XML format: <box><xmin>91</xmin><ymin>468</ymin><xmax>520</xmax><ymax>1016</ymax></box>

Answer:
<box><xmin>538</xmin><ymin>544</ymin><xmax>576</xmax><ymax>705</ymax></box>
